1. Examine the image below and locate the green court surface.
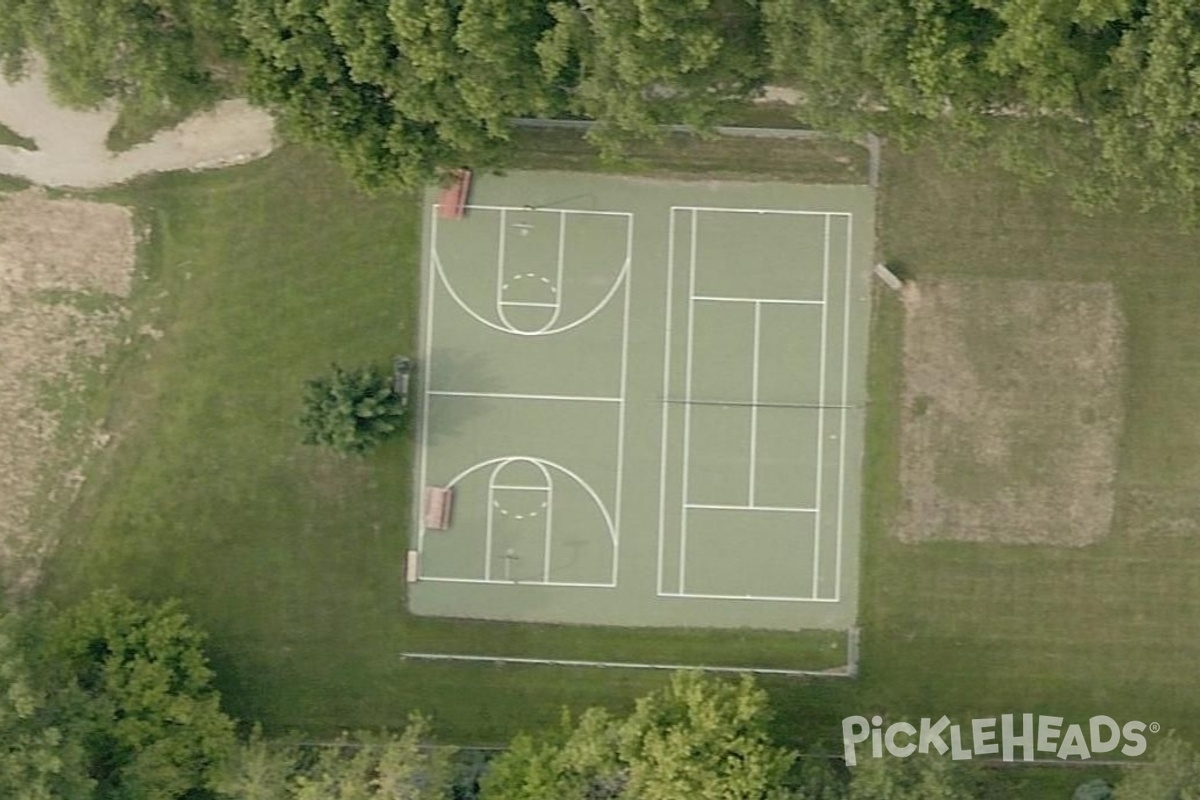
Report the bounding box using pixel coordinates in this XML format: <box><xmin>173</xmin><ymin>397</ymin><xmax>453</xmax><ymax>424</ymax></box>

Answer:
<box><xmin>411</xmin><ymin>172</ymin><xmax>873</xmax><ymax>631</ymax></box>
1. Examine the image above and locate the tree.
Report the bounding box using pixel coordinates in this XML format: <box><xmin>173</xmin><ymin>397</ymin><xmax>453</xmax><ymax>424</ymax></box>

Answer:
<box><xmin>846</xmin><ymin>754</ymin><xmax>978</xmax><ymax>800</ymax></box>
<box><xmin>0</xmin><ymin>0</ymin><xmax>239</xmax><ymax>121</ymax></box>
<box><xmin>1113</xmin><ymin>734</ymin><xmax>1200</xmax><ymax>800</ymax></box>
<box><xmin>299</xmin><ymin>363</ymin><xmax>406</xmax><ymax>456</ymax></box>
<box><xmin>480</xmin><ymin>671</ymin><xmax>795</xmax><ymax>800</ymax></box>
<box><xmin>40</xmin><ymin>590</ymin><xmax>238</xmax><ymax>800</ymax></box>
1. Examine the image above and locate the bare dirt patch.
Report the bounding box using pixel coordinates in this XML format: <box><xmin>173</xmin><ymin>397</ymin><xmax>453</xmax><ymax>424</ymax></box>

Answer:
<box><xmin>898</xmin><ymin>278</ymin><xmax>1125</xmax><ymax>546</ymax></box>
<box><xmin>0</xmin><ymin>188</ymin><xmax>136</xmax><ymax>595</ymax></box>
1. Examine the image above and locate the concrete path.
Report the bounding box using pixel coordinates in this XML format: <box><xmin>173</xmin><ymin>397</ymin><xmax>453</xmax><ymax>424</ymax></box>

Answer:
<box><xmin>0</xmin><ymin>62</ymin><xmax>275</xmax><ymax>188</ymax></box>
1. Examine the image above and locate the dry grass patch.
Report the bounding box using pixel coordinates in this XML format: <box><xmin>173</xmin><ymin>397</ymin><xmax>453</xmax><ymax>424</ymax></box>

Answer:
<box><xmin>898</xmin><ymin>278</ymin><xmax>1124</xmax><ymax>546</ymax></box>
<box><xmin>0</xmin><ymin>188</ymin><xmax>135</xmax><ymax>595</ymax></box>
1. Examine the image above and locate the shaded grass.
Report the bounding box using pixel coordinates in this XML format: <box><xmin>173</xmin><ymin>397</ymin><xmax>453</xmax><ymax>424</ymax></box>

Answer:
<box><xmin>40</xmin><ymin>145</ymin><xmax>848</xmax><ymax>746</ymax></box>
<box><xmin>507</xmin><ymin>128</ymin><xmax>868</xmax><ymax>184</ymax></box>
<box><xmin>0</xmin><ymin>121</ymin><xmax>36</xmax><ymax>150</ymax></box>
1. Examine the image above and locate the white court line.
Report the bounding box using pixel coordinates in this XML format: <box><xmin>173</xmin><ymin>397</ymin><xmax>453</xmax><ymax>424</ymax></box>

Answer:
<box><xmin>421</xmin><ymin>576</ymin><xmax>617</xmax><ymax>588</ymax></box>
<box><xmin>484</xmin><ymin>470</ymin><xmax>496</xmax><ymax>581</ymax></box>
<box><xmin>656</xmin><ymin>210</ymin><xmax>678</xmax><ymax>596</ymax></box>
<box><xmin>812</xmin><ymin>215</ymin><xmax>831</xmax><ymax>597</ymax></box>
<box><xmin>678</xmin><ymin>209</ymin><xmax>699</xmax><ymax>594</ymax></box>
<box><xmin>499</xmin><ymin>300</ymin><xmax>558</xmax><ymax>308</ymax></box>
<box><xmin>427</xmin><ymin>390</ymin><xmax>621</xmax><ymax>403</ymax></box>
<box><xmin>612</xmin><ymin>216</ymin><xmax>633</xmax><ymax>587</ymax></box>
<box><xmin>686</xmin><ymin>503</ymin><xmax>817</xmax><ymax>513</ymax></box>
<box><xmin>693</xmin><ymin>295</ymin><xmax>824</xmax><ymax>306</ymax></box>
<box><xmin>416</xmin><ymin>211</ymin><xmax>441</xmax><ymax>564</ymax></box>
<box><xmin>492</xmin><ymin>484</ymin><xmax>551</xmax><ymax>492</ymax></box>
<box><xmin>833</xmin><ymin>215</ymin><xmax>854</xmax><ymax>603</ymax></box>
<box><xmin>493</xmin><ymin>208</ymin><xmax>507</xmax><ymax>328</ymax></box>
<box><xmin>465</xmin><ymin>204</ymin><xmax>633</xmax><ymax>218</ymax></box>
<box><xmin>749</xmin><ymin>301</ymin><xmax>760</xmax><ymax>505</ymax></box>
<box><xmin>672</xmin><ymin>206</ymin><xmax>851</xmax><ymax>218</ymax></box>
<box><xmin>658</xmin><ymin>591</ymin><xmax>840</xmax><ymax>604</ymax></box>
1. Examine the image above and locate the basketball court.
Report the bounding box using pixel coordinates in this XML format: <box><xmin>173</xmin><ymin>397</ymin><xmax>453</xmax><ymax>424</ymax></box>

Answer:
<box><xmin>410</xmin><ymin>171</ymin><xmax>873</xmax><ymax>631</ymax></box>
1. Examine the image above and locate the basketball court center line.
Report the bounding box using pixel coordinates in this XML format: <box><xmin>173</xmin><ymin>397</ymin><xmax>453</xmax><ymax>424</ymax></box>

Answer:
<box><xmin>427</xmin><ymin>390</ymin><xmax>621</xmax><ymax>403</ymax></box>
<box><xmin>415</xmin><ymin>210</ymin><xmax>441</xmax><ymax>566</ymax></box>
<box><xmin>749</xmin><ymin>301</ymin><xmax>761</xmax><ymax>506</ymax></box>
<box><xmin>498</xmin><ymin>300</ymin><xmax>558</xmax><ymax>308</ymax></box>
<box><xmin>812</xmin><ymin>215</ymin><xmax>831</xmax><ymax>598</ymax></box>
<box><xmin>693</xmin><ymin>295</ymin><xmax>824</xmax><ymax>306</ymax></box>
<box><xmin>686</xmin><ymin>503</ymin><xmax>817</xmax><ymax>513</ymax></box>
<box><xmin>678</xmin><ymin>208</ymin><xmax>700</xmax><ymax>594</ymax></box>
<box><xmin>655</xmin><ymin>210</ymin><xmax>678</xmax><ymax>596</ymax></box>
<box><xmin>612</xmin><ymin>218</ymin><xmax>634</xmax><ymax>587</ymax></box>
<box><xmin>833</xmin><ymin>215</ymin><xmax>854</xmax><ymax>603</ymax></box>
<box><xmin>671</xmin><ymin>206</ymin><xmax>851</xmax><ymax>218</ymax></box>
<box><xmin>658</xmin><ymin>591</ymin><xmax>840</xmax><ymax>604</ymax></box>
<box><xmin>465</xmin><ymin>204</ymin><xmax>633</xmax><ymax>218</ymax></box>
<box><xmin>420</xmin><ymin>576</ymin><xmax>617</xmax><ymax>589</ymax></box>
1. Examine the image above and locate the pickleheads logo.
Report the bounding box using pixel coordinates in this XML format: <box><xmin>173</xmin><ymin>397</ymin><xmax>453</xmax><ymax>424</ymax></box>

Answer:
<box><xmin>842</xmin><ymin>715</ymin><xmax>1160</xmax><ymax>766</ymax></box>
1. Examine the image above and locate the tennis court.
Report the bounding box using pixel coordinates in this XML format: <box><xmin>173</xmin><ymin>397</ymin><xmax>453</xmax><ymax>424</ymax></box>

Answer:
<box><xmin>411</xmin><ymin>172</ymin><xmax>873</xmax><ymax>631</ymax></box>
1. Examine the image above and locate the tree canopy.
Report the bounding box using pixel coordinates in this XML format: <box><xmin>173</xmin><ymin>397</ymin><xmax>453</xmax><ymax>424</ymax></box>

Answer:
<box><xmin>299</xmin><ymin>363</ymin><xmax>407</xmax><ymax>456</ymax></box>
<box><xmin>480</xmin><ymin>671</ymin><xmax>795</xmax><ymax>800</ymax></box>
<box><xmin>0</xmin><ymin>591</ymin><xmax>237</xmax><ymax>800</ymax></box>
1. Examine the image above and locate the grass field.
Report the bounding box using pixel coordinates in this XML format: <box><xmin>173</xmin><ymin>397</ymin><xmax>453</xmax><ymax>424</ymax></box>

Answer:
<box><xmin>28</xmin><ymin>124</ymin><xmax>1200</xmax><ymax>797</ymax></box>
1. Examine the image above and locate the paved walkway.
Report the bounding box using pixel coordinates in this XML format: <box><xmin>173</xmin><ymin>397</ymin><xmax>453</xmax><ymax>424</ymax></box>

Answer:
<box><xmin>0</xmin><ymin>62</ymin><xmax>275</xmax><ymax>188</ymax></box>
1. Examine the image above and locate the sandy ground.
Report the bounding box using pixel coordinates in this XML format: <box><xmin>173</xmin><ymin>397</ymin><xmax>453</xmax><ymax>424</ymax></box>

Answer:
<box><xmin>897</xmin><ymin>278</ymin><xmax>1125</xmax><ymax>546</ymax></box>
<box><xmin>0</xmin><ymin>60</ymin><xmax>275</xmax><ymax>188</ymax></box>
<box><xmin>0</xmin><ymin>189</ymin><xmax>138</xmax><ymax>595</ymax></box>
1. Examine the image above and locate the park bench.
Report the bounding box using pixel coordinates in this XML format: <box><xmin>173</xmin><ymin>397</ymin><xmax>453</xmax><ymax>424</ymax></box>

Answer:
<box><xmin>437</xmin><ymin>168</ymin><xmax>472</xmax><ymax>220</ymax></box>
<box><xmin>424</xmin><ymin>486</ymin><xmax>453</xmax><ymax>530</ymax></box>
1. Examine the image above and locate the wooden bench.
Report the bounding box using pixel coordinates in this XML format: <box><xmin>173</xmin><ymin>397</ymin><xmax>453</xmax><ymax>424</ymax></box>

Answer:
<box><xmin>437</xmin><ymin>168</ymin><xmax>472</xmax><ymax>220</ymax></box>
<box><xmin>405</xmin><ymin>550</ymin><xmax>419</xmax><ymax>583</ymax></box>
<box><xmin>424</xmin><ymin>486</ymin><xmax>453</xmax><ymax>530</ymax></box>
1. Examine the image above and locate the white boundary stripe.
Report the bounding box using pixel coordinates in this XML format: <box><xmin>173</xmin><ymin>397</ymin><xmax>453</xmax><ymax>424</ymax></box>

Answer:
<box><xmin>465</xmin><ymin>204</ymin><xmax>632</xmax><ymax>217</ymax></box>
<box><xmin>812</xmin><ymin>215</ymin><xmax>831</xmax><ymax>598</ymax></box>
<box><xmin>655</xmin><ymin>210</ymin><xmax>678</xmax><ymax>596</ymax></box>
<box><xmin>427</xmin><ymin>390</ymin><xmax>620</xmax><ymax>403</ymax></box>
<box><xmin>492</xmin><ymin>484</ymin><xmax>552</xmax><ymax>492</ymax></box>
<box><xmin>834</xmin><ymin>215</ymin><xmax>854</xmax><ymax>602</ymax></box>
<box><xmin>419</xmin><ymin>577</ymin><xmax>616</xmax><ymax>588</ymax></box>
<box><xmin>749</xmin><ymin>301</ymin><xmax>761</xmax><ymax>505</ymax></box>
<box><xmin>660</xmin><ymin>591</ymin><xmax>840</xmax><ymax>603</ymax></box>
<box><xmin>416</xmin><ymin>213</ymin><xmax>440</xmax><ymax>559</ymax></box>
<box><xmin>693</xmin><ymin>295</ymin><xmax>824</xmax><ymax>306</ymax></box>
<box><xmin>678</xmin><ymin>209</ymin><xmax>699</xmax><ymax>594</ymax></box>
<box><xmin>672</xmin><ymin>206</ymin><xmax>851</xmax><ymax>218</ymax></box>
<box><xmin>399</xmin><ymin>650</ymin><xmax>855</xmax><ymax>678</ymax></box>
<box><xmin>613</xmin><ymin>214</ymin><xmax>633</xmax><ymax>586</ymax></box>
<box><xmin>499</xmin><ymin>300</ymin><xmax>558</xmax><ymax>308</ymax></box>
<box><xmin>686</xmin><ymin>503</ymin><xmax>817</xmax><ymax>513</ymax></box>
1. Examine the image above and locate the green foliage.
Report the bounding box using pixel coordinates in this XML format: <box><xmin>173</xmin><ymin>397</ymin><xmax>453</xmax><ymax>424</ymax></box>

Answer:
<box><xmin>480</xmin><ymin>671</ymin><xmax>795</xmax><ymax>800</ymax></box>
<box><xmin>1113</xmin><ymin>735</ymin><xmax>1200</xmax><ymax>800</ymax></box>
<box><xmin>0</xmin><ymin>592</ymin><xmax>237</xmax><ymax>800</ymax></box>
<box><xmin>0</xmin><ymin>0</ymin><xmax>239</xmax><ymax>123</ymax></box>
<box><xmin>299</xmin><ymin>363</ymin><xmax>406</xmax><ymax>456</ymax></box>
<box><xmin>846</xmin><ymin>754</ymin><xmax>978</xmax><ymax>800</ymax></box>
<box><xmin>1074</xmin><ymin>777</ymin><xmax>1114</xmax><ymax>800</ymax></box>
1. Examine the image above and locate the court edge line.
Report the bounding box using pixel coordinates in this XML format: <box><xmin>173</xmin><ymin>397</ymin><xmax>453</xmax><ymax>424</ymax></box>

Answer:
<box><xmin>399</xmin><ymin>651</ymin><xmax>854</xmax><ymax>678</ymax></box>
<box><xmin>427</xmin><ymin>390</ymin><xmax>620</xmax><ymax>403</ymax></box>
<box><xmin>464</xmin><ymin>204</ymin><xmax>633</xmax><ymax>218</ymax></box>
<box><xmin>693</xmin><ymin>295</ymin><xmax>824</xmax><ymax>306</ymax></box>
<box><xmin>678</xmin><ymin>209</ymin><xmax>699</xmax><ymax>594</ymax></box>
<box><xmin>415</xmin><ymin>209</ymin><xmax>440</xmax><ymax>571</ymax></box>
<box><xmin>613</xmin><ymin>218</ymin><xmax>634</xmax><ymax>587</ymax></box>
<box><xmin>420</xmin><ymin>577</ymin><xmax>615</xmax><ymax>588</ymax></box>
<box><xmin>812</xmin><ymin>215</ymin><xmax>831</xmax><ymax>598</ymax></box>
<box><xmin>655</xmin><ymin>210</ymin><xmax>678</xmax><ymax>597</ymax></box>
<box><xmin>658</xmin><ymin>591</ymin><xmax>840</xmax><ymax>604</ymax></box>
<box><xmin>686</xmin><ymin>503</ymin><xmax>817</xmax><ymax>513</ymax></box>
<box><xmin>834</xmin><ymin>215</ymin><xmax>854</xmax><ymax>603</ymax></box>
<box><xmin>671</xmin><ymin>206</ymin><xmax>851</xmax><ymax>218</ymax></box>
<box><xmin>748</xmin><ymin>301</ymin><xmax>761</xmax><ymax>506</ymax></box>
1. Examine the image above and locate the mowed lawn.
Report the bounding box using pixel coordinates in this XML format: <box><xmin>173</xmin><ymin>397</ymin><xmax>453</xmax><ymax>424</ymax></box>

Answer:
<box><xmin>40</xmin><ymin>146</ymin><xmax>849</xmax><ymax>744</ymax></box>
<box><xmin>848</xmin><ymin>143</ymin><xmax>1200</xmax><ymax>745</ymax></box>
